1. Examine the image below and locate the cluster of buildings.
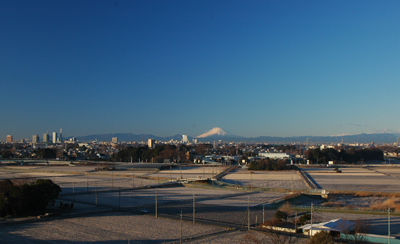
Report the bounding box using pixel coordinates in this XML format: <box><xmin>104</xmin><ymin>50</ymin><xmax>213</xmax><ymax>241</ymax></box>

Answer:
<box><xmin>6</xmin><ymin>129</ymin><xmax>64</xmax><ymax>144</ymax></box>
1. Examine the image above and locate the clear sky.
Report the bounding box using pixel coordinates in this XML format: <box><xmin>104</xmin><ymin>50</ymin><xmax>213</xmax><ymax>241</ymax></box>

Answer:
<box><xmin>2</xmin><ymin>0</ymin><xmax>400</xmax><ymax>140</ymax></box>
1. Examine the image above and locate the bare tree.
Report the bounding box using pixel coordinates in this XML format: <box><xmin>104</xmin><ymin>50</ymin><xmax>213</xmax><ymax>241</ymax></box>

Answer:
<box><xmin>263</xmin><ymin>229</ymin><xmax>300</xmax><ymax>244</ymax></box>
<box><xmin>239</xmin><ymin>232</ymin><xmax>262</xmax><ymax>244</ymax></box>
<box><xmin>340</xmin><ymin>219</ymin><xmax>370</xmax><ymax>244</ymax></box>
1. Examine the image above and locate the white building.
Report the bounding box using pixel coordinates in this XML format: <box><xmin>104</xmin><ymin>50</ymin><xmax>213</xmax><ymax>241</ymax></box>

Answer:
<box><xmin>182</xmin><ymin>135</ymin><xmax>188</xmax><ymax>143</ymax></box>
<box><xmin>148</xmin><ymin>138</ymin><xmax>155</xmax><ymax>149</ymax></box>
<box><xmin>258</xmin><ymin>152</ymin><xmax>293</xmax><ymax>159</ymax></box>
<box><xmin>52</xmin><ymin>132</ymin><xmax>58</xmax><ymax>143</ymax></box>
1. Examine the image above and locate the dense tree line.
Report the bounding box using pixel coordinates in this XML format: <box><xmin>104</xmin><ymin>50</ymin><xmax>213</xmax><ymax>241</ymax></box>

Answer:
<box><xmin>113</xmin><ymin>145</ymin><xmax>187</xmax><ymax>163</ymax></box>
<box><xmin>33</xmin><ymin>148</ymin><xmax>57</xmax><ymax>159</ymax></box>
<box><xmin>305</xmin><ymin>148</ymin><xmax>383</xmax><ymax>164</ymax></box>
<box><xmin>0</xmin><ymin>179</ymin><xmax>61</xmax><ymax>217</ymax></box>
<box><xmin>248</xmin><ymin>158</ymin><xmax>297</xmax><ymax>171</ymax></box>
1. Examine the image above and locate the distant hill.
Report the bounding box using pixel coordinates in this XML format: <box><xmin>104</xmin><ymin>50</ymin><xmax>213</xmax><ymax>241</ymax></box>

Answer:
<box><xmin>75</xmin><ymin>132</ymin><xmax>399</xmax><ymax>144</ymax></box>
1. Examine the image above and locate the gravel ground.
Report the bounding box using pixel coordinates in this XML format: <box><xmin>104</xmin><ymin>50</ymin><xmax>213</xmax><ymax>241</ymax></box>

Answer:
<box><xmin>0</xmin><ymin>212</ymin><xmax>228</xmax><ymax>244</ymax></box>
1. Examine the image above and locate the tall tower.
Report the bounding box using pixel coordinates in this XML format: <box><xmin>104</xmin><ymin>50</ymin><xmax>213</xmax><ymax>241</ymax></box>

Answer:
<box><xmin>59</xmin><ymin>128</ymin><xmax>63</xmax><ymax>142</ymax></box>
<box><xmin>43</xmin><ymin>132</ymin><xmax>49</xmax><ymax>143</ymax></box>
<box><xmin>148</xmin><ymin>138</ymin><xmax>155</xmax><ymax>149</ymax></box>
<box><xmin>6</xmin><ymin>135</ymin><xmax>13</xmax><ymax>143</ymax></box>
<box><xmin>112</xmin><ymin>137</ymin><xmax>118</xmax><ymax>144</ymax></box>
<box><xmin>52</xmin><ymin>132</ymin><xmax>57</xmax><ymax>143</ymax></box>
<box><xmin>32</xmin><ymin>135</ymin><xmax>39</xmax><ymax>143</ymax></box>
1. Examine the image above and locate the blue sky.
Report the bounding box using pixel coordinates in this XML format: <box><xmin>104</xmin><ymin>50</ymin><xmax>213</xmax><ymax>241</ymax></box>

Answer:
<box><xmin>2</xmin><ymin>0</ymin><xmax>400</xmax><ymax>140</ymax></box>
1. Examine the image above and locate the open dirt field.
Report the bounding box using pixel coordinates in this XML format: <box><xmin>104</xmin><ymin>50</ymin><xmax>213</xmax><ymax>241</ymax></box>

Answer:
<box><xmin>0</xmin><ymin>212</ymin><xmax>228</xmax><ymax>244</ymax></box>
<box><xmin>302</xmin><ymin>167</ymin><xmax>400</xmax><ymax>192</ymax></box>
<box><xmin>154</xmin><ymin>166</ymin><xmax>226</xmax><ymax>180</ymax></box>
<box><xmin>372</xmin><ymin>166</ymin><xmax>400</xmax><ymax>178</ymax></box>
<box><xmin>221</xmin><ymin>169</ymin><xmax>308</xmax><ymax>190</ymax></box>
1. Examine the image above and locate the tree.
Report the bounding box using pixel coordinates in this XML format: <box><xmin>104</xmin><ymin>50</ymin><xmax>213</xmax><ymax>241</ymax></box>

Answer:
<box><xmin>275</xmin><ymin>210</ymin><xmax>288</xmax><ymax>221</ymax></box>
<box><xmin>0</xmin><ymin>179</ymin><xmax>61</xmax><ymax>217</ymax></box>
<box><xmin>309</xmin><ymin>231</ymin><xmax>334</xmax><ymax>244</ymax></box>
<box><xmin>340</xmin><ymin>219</ymin><xmax>370</xmax><ymax>244</ymax></box>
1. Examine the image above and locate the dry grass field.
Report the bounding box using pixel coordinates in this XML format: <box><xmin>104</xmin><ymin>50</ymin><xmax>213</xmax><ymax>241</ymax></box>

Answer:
<box><xmin>302</xmin><ymin>167</ymin><xmax>400</xmax><ymax>192</ymax></box>
<box><xmin>221</xmin><ymin>169</ymin><xmax>308</xmax><ymax>190</ymax></box>
<box><xmin>1</xmin><ymin>164</ymin><xmax>399</xmax><ymax>243</ymax></box>
<box><xmin>0</xmin><ymin>212</ymin><xmax>228</xmax><ymax>243</ymax></box>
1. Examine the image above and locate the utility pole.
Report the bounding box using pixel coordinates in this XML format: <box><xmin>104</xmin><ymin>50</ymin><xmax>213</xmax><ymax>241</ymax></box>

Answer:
<box><xmin>310</xmin><ymin>203</ymin><xmax>313</xmax><ymax>237</ymax></box>
<box><xmin>248</xmin><ymin>197</ymin><xmax>250</xmax><ymax>231</ymax></box>
<box><xmin>193</xmin><ymin>194</ymin><xmax>195</xmax><ymax>224</ymax></box>
<box><xmin>155</xmin><ymin>189</ymin><xmax>158</xmax><ymax>218</ymax></box>
<box><xmin>263</xmin><ymin>204</ymin><xmax>265</xmax><ymax>223</ymax></box>
<box><xmin>389</xmin><ymin>207</ymin><xmax>391</xmax><ymax>244</ymax></box>
<box><xmin>180</xmin><ymin>210</ymin><xmax>183</xmax><ymax>244</ymax></box>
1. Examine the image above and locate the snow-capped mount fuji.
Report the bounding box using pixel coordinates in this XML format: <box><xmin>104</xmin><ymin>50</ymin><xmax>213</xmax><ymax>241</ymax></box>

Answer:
<box><xmin>195</xmin><ymin>127</ymin><xmax>245</xmax><ymax>142</ymax></box>
<box><xmin>197</xmin><ymin>127</ymin><xmax>228</xmax><ymax>138</ymax></box>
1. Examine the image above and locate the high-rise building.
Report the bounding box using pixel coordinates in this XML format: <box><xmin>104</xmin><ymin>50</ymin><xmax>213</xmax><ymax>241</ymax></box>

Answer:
<box><xmin>52</xmin><ymin>132</ymin><xmax>58</xmax><ymax>143</ymax></box>
<box><xmin>112</xmin><ymin>137</ymin><xmax>118</xmax><ymax>144</ymax></box>
<box><xmin>148</xmin><ymin>138</ymin><xmax>155</xmax><ymax>149</ymax></box>
<box><xmin>32</xmin><ymin>135</ymin><xmax>39</xmax><ymax>143</ymax></box>
<box><xmin>6</xmin><ymin>135</ymin><xmax>13</xmax><ymax>143</ymax></box>
<box><xmin>182</xmin><ymin>135</ymin><xmax>188</xmax><ymax>143</ymax></box>
<box><xmin>43</xmin><ymin>132</ymin><xmax>49</xmax><ymax>143</ymax></box>
<box><xmin>192</xmin><ymin>138</ymin><xmax>198</xmax><ymax>144</ymax></box>
<box><xmin>59</xmin><ymin>128</ymin><xmax>63</xmax><ymax>142</ymax></box>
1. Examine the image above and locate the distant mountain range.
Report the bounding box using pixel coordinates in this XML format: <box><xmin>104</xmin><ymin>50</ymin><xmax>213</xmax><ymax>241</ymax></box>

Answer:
<box><xmin>75</xmin><ymin>127</ymin><xmax>400</xmax><ymax>144</ymax></box>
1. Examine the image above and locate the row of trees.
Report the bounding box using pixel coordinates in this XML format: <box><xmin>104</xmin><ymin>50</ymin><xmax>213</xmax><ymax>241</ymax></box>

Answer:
<box><xmin>248</xmin><ymin>158</ymin><xmax>297</xmax><ymax>171</ymax></box>
<box><xmin>305</xmin><ymin>148</ymin><xmax>383</xmax><ymax>164</ymax></box>
<box><xmin>113</xmin><ymin>145</ymin><xmax>188</xmax><ymax>163</ymax></box>
<box><xmin>0</xmin><ymin>179</ymin><xmax>61</xmax><ymax>217</ymax></box>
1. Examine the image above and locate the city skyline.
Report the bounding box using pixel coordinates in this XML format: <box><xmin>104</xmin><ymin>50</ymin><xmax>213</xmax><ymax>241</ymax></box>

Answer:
<box><xmin>2</xmin><ymin>1</ymin><xmax>400</xmax><ymax>140</ymax></box>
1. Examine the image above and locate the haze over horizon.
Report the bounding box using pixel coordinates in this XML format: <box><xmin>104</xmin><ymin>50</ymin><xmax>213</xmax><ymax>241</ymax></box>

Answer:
<box><xmin>2</xmin><ymin>1</ymin><xmax>400</xmax><ymax>140</ymax></box>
